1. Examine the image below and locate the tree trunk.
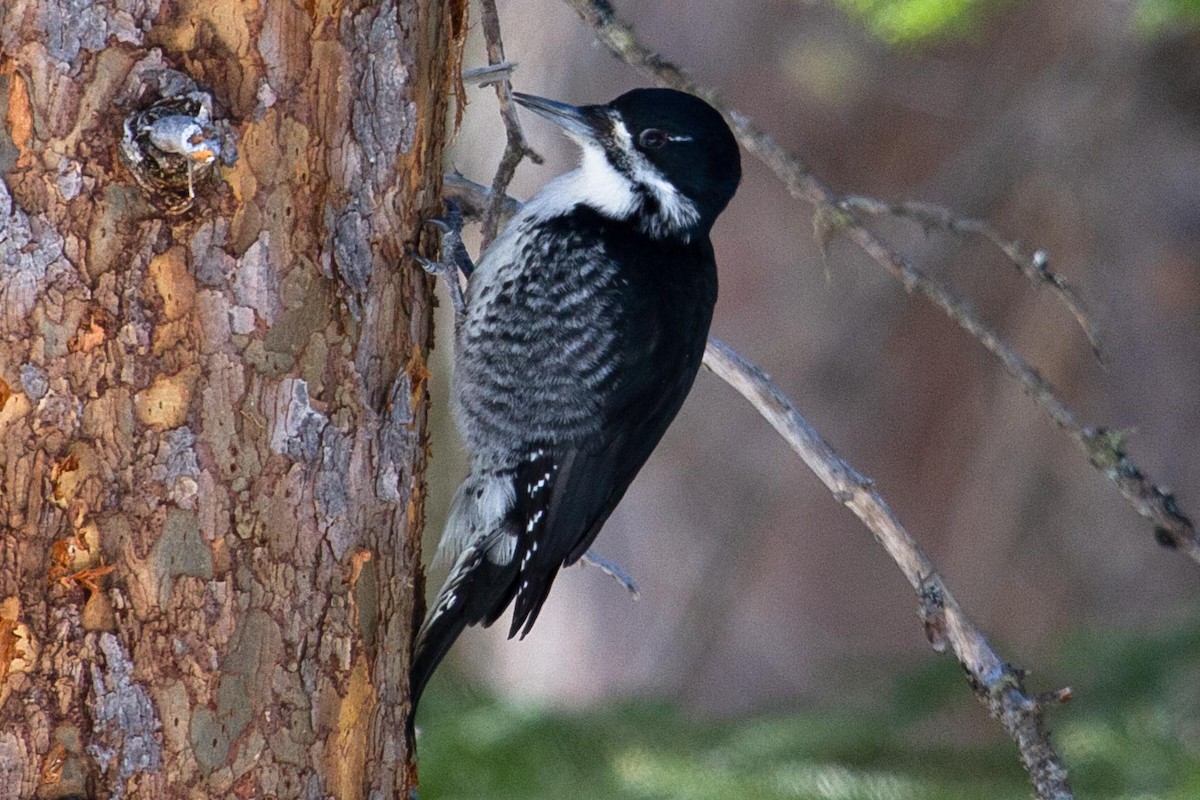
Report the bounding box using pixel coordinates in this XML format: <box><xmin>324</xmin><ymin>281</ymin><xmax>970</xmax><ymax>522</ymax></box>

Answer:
<box><xmin>0</xmin><ymin>0</ymin><xmax>459</xmax><ymax>797</ymax></box>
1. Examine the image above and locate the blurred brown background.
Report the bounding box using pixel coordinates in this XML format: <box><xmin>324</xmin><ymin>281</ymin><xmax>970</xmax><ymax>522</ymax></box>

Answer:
<box><xmin>423</xmin><ymin>0</ymin><xmax>1200</xmax><ymax>714</ymax></box>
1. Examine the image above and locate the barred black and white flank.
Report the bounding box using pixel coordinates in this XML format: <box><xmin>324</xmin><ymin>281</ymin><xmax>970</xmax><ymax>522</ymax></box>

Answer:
<box><xmin>410</xmin><ymin>88</ymin><xmax>741</xmax><ymax>717</ymax></box>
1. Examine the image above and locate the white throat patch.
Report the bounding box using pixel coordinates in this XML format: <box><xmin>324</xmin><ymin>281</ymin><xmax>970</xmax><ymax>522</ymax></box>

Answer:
<box><xmin>521</xmin><ymin>117</ymin><xmax>701</xmax><ymax>240</ymax></box>
<box><xmin>576</xmin><ymin>143</ymin><xmax>639</xmax><ymax>219</ymax></box>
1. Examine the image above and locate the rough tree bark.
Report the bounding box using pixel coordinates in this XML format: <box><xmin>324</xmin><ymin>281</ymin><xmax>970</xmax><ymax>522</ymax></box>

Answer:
<box><xmin>0</xmin><ymin>0</ymin><xmax>460</xmax><ymax>797</ymax></box>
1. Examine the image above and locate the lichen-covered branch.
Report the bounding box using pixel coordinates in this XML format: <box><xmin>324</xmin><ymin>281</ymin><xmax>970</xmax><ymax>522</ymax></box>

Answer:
<box><xmin>559</xmin><ymin>0</ymin><xmax>1199</xmax><ymax>565</ymax></box>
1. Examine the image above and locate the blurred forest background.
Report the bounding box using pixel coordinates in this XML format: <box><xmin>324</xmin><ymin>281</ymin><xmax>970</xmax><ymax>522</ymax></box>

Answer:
<box><xmin>419</xmin><ymin>0</ymin><xmax>1200</xmax><ymax>796</ymax></box>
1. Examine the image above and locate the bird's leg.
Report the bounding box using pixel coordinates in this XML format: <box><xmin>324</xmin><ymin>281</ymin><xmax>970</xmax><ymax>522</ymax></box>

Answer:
<box><xmin>578</xmin><ymin>550</ymin><xmax>640</xmax><ymax>599</ymax></box>
<box><xmin>428</xmin><ymin>199</ymin><xmax>475</xmax><ymax>279</ymax></box>
<box><xmin>413</xmin><ymin>200</ymin><xmax>474</xmax><ymax>322</ymax></box>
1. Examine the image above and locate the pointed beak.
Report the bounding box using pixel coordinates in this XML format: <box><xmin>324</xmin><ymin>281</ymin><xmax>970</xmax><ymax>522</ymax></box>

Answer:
<box><xmin>513</xmin><ymin>93</ymin><xmax>607</xmax><ymax>144</ymax></box>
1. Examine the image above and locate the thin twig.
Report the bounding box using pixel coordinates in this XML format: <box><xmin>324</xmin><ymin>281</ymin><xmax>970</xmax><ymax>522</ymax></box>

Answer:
<box><xmin>478</xmin><ymin>0</ymin><xmax>542</xmax><ymax>249</ymax></box>
<box><xmin>578</xmin><ymin>551</ymin><xmax>640</xmax><ymax>599</ymax></box>
<box><xmin>704</xmin><ymin>338</ymin><xmax>1074</xmax><ymax>800</ymax></box>
<box><xmin>462</xmin><ymin>61</ymin><xmax>518</xmax><ymax>86</ymax></box>
<box><xmin>838</xmin><ymin>195</ymin><xmax>1105</xmax><ymax>363</ymax></box>
<box><xmin>559</xmin><ymin>0</ymin><xmax>1200</xmax><ymax>565</ymax></box>
<box><xmin>440</xmin><ymin>177</ymin><xmax>1076</xmax><ymax>800</ymax></box>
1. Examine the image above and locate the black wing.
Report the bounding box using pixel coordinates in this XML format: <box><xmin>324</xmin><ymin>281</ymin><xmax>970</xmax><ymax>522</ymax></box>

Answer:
<box><xmin>409</xmin><ymin>211</ymin><xmax>717</xmax><ymax>719</ymax></box>
<box><xmin>504</xmin><ymin>216</ymin><xmax>718</xmax><ymax>637</ymax></box>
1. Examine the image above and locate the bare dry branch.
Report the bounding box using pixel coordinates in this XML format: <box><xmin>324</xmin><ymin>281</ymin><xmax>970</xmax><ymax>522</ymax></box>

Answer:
<box><xmin>559</xmin><ymin>0</ymin><xmax>1199</xmax><ymax>566</ymax></box>
<box><xmin>838</xmin><ymin>195</ymin><xmax>1105</xmax><ymax>363</ymax></box>
<box><xmin>441</xmin><ymin>176</ymin><xmax>1075</xmax><ymax>800</ymax></box>
<box><xmin>704</xmin><ymin>338</ymin><xmax>1074</xmax><ymax>800</ymax></box>
<box><xmin>443</xmin><ymin>172</ymin><xmax>521</xmax><ymax>228</ymax></box>
<box><xmin>478</xmin><ymin>0</ymin><xmax>543</xmax><ymax>249</ymax></box>
<box><xmin>462</xmin><ymin>61</ymin><xmax>519</xmax><ymax>86</ymax></box>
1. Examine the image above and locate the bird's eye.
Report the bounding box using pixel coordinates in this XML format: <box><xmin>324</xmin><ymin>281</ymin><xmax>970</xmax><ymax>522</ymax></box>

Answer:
<box><xmin>638</xmin><ymin>129</ymin><xmax>669</xmax><ymax>149</ymax></box>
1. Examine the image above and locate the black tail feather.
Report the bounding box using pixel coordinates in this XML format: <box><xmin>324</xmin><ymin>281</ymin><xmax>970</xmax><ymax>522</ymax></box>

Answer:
<box><xmin>409</xmin><ymin>608</ymin><xmax>471</xmax><ymax>721</ymax></box>
<box><xmin>508</xmin><ymin>566</ymin><xmax>562</xmax><ymax>640</ymax></box>
<box><xmin>408</xmin><ymin>557</ymin><xmax>519</xmax><ymax>728</ymax></box>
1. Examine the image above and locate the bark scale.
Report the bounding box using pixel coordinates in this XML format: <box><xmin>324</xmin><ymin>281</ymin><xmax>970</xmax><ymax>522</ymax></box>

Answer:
<box><xmin>0</xmin><ymin>0</ymin><xmax>460</xmax><ymax>797</ymax></box>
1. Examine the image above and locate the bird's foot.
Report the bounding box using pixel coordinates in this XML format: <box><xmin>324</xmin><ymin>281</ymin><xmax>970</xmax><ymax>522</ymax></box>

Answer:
<box><xmin>579</xmin><ymin>550</ymin><xmax>640</xmax><ymax>599</ymax></box>
<box><xmin>412</xmin><ymin>199</ymin><xmax>474</xmax><ymax>320</ymax></box>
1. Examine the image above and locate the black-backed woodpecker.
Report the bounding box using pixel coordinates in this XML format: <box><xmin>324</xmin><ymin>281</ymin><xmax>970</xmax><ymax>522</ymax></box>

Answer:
<box><xmin>411</xmin><ymin>88</ymin><xmax>741</xmax><ymax>721</ymax></box>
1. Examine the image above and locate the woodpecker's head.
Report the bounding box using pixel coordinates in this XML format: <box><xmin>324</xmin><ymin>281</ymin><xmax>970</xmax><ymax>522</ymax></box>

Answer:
<box><xmin>514</xmin><ymin>88</ymin><xmax>741</xmax><ymax>241</ymax></box>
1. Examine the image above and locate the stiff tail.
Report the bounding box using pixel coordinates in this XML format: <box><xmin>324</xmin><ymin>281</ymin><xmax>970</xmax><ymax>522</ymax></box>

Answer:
<box><xmin>410</xmin><ymin>541</ymin><xmax>483</xmax><ymax>715</ymax></box>
<box><xmin>408</xmin><ymin>472</ymin><xmax>516</xmax><ymax>729</ymax></box>
<box><xmin>508</xmin><ymin>567</ymin><xmax>561</xmax><ymax>640</ymax></box>
<box><xmin>409</xmin><ymin>607</ymin><xmax>470</xmax><ymax>727</ymax></box>
<box><xmin>409</xmin><ymin>553</ymin><xmax>519</xmax><ymax>720</ymax></box>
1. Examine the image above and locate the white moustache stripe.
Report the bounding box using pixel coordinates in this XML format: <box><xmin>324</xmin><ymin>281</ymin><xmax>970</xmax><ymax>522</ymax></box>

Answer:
<box><xmin>516</xmin><ymin>118</ymin><xmax>701</xmax><ymax>240</ymax></box>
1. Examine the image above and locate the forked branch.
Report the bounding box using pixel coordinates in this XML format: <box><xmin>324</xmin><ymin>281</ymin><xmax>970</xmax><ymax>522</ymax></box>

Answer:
<box><xmin>478</xmin><ymin>0</ymin><xmax>543</xmax><ymax>249</ymax></box>
<box><xmin>560</xmin><ymin>0</ymin><xmax>1199</xmax><ymax>565</ymax></box>
<box><xmin>440</xmin><ymin>175</ymin><xmax>1075</xmax><ymax>800</ymax></box>
<box><xmin>837</xmin><ymin>195</ymin><xmax>1104</xmax><ymax>362</ymax></box>
<box><xmin>704</xmin><ymin>339</ymin><xmax>1073</xmax><ymax>800</ymax></box>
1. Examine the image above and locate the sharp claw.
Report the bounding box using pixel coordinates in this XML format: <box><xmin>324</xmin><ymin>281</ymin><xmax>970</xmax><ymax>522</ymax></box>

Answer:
<box><xmin>423</xmin><ymin>199</ymin><xmax>465</xmax><ymax>234</ymax></box>
<box><xmin>419</xmin><ymin>199</ymin><xmax>476</xmax><ymax>282</ymax></box>
<box><xmin>410</xmin><ymin>251</ymin><xmax>454</xmax><ymax>279</ymax></box>
<box><xmin>414</xmin><ymin>198</ymin><xmax>474</xmax><ymax>320</ymax></box>
<box><xmin>409</xmin><ymin>250</ymin><xmax>468</xmax><ymax>318</ymax></box>
<box><xmin>414</xmin><ymin>258</ymin><xmax>455</xmax><ymax>281</ymax></box>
